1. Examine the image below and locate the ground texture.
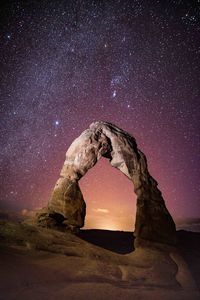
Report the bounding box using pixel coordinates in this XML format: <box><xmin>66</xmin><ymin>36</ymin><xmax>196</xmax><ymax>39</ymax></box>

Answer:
<box><xmin>0</xmin><ymin>220</ymin><xmax>199</xmax><ymax>300</ymax></box>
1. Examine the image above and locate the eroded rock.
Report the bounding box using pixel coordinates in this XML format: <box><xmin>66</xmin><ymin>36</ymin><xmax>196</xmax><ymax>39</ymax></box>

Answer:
<box><xmin>37</xmin><ymin>121</ymin><xmax>176</xmax><ymax>246</ymax></box>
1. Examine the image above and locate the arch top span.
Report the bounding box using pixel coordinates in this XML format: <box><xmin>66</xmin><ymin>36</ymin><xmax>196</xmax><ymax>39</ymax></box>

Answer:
<box><xmin>37</xmin><ymin>121</ymin><xmax>176</xmax><ymax>247</ymax></box>
<box><xmin>60</xmin><ymin>121</ymin><xmax>140</xmax><ymax>181</ymax></box>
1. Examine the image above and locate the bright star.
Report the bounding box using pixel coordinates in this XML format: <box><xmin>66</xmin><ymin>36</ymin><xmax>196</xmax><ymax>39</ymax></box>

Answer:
<box><xmin>55</xmin><ymin>120</ymin><xmax>59</xmax><ymax>125</ymax></box>
<box><xmin>112</xmin><ymin>90</ymin><xmax>117</xmax><ymax>98</ymax></box>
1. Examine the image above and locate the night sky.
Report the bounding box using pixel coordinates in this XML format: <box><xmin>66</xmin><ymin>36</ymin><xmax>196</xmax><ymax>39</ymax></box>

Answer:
<box><xmin>1</xmin><ymin>0</ymin><xmax>200</xmax><ymax>230</ymax></box>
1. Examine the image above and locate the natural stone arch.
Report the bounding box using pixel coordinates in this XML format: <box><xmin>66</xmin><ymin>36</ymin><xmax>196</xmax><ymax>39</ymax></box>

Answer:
<box><xmin>38</xmin><ymin>121</ymin><xmax>176</xmax><ymax>246</ymax></box>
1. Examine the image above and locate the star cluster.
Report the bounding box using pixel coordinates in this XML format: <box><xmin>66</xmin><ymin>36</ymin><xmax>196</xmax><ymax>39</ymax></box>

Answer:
<box><xmin>0</xmin><ymin>0</ymin><xmax>200</xmax><ymax>228</ymax></box>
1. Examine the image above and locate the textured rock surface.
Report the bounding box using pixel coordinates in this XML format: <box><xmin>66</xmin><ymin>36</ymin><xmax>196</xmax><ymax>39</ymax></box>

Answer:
<box><xmin>38</xmin><ymin>121</ymin><xmax>176</xmax><ymax>245</ymax></box>
<box><xmin>0</xmin><ymin>221</ymin><xmax>199</xmax><ymax>300</ymax></box>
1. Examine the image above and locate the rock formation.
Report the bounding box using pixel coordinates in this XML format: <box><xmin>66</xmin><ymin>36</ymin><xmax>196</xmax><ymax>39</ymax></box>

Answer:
<box><xmin>37</xmin><ymin>121</ymin><xmax>176</xmax><ymax>245</ymax></box>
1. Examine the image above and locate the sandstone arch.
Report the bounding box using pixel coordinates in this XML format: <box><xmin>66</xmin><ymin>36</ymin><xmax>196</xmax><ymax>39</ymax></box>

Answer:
<box><xmin>38</xmin><ymin>121</ymin><xmax>176</xmax><ymax>246</ymax></box>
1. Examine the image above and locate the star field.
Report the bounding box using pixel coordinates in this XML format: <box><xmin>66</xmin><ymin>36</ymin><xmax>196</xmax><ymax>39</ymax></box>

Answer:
<box><xmin>0</xmin><ymin>0</ymin><xmax>200</xmax><ymax>229</ymax></box>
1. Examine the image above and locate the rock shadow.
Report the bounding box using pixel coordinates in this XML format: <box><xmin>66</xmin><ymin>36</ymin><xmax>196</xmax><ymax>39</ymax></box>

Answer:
<box><xmin>77</xmin><ymin>229</ymin><xmax>135</xmax><ymax>254</ymax></box>
<box><xmin>177</xmin><ymin>230</ymin><xmax>200</xmax><ymax>289</ymax></box>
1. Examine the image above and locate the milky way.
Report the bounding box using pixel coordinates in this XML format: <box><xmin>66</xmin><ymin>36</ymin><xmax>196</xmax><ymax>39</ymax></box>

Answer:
<box><xmin>0</xmin><ymin>1</ymin><xmax>200</xmax><ymax>229</ymax></box>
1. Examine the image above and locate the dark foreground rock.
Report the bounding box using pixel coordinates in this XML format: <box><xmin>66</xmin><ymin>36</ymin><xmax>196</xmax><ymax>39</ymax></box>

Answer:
<box><xmin>0</xmin><ymin>220</ymin><xmax>199</xmax><ymax>300</ymax></box>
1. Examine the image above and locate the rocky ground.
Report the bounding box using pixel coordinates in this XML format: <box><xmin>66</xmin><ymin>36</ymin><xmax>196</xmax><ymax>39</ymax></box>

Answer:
<box><xmin>0</xmin><ymin>218</ymin><xmax>200</xmax><ymax>300</ymax></box>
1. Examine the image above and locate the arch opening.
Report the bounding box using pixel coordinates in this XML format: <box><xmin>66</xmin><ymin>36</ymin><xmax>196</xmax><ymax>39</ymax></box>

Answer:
<box><xmin>78</xmin><ymin>157</ymin><xmax>136</xmax><ymax>253</ymax></box>
<box><xmin>79</xmin><ymin>157</ymin><xmax>136</xmax><ymax>231</ymax></box>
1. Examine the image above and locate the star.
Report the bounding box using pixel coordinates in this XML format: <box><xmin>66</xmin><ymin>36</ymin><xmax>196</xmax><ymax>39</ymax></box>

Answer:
<box><xmin>112</xmin><ymin>90</ymin><xmax>117</xmax><ymax>98</ymax></box>
<box><xmin>122</xmin><ymin>36</ymin><xmax>126</xmax><ymax>42</ymax></box>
